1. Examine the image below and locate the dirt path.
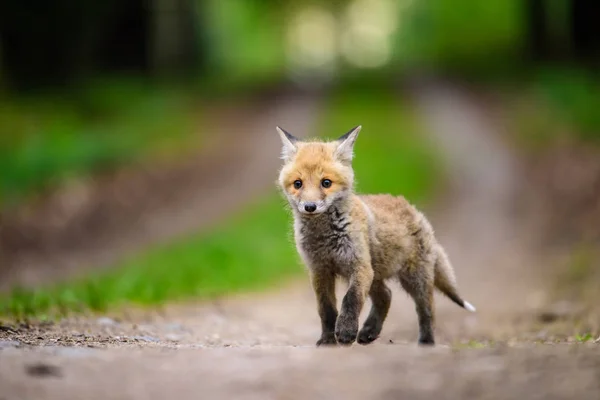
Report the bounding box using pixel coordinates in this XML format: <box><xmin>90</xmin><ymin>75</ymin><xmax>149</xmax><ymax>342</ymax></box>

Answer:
<box><xmin>1</xmin><ymin>83</ymin><xmax>599</xmax><ymax>399</ymax></box>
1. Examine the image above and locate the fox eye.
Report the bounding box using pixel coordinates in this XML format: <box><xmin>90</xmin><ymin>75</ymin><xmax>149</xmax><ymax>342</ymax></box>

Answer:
<box><xmin>293</xmin><ymin>180</ymin><xmax>303</xmax><ymax>189</ymax></box>
<box><xmin>321</xmin><ymin>179</ymin><xmax>332</xmax><ymax>188</ymax></box>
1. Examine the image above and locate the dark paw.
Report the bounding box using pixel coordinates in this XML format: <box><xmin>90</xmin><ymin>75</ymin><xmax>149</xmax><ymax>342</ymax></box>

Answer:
<box><xmin>357</xmin><ymin>326</ymin><xmax>380</xmax><ymax>345</ymax></box>
<box><xmin>335</xmin><ymin>328</ymin><xmax>357</xmax><ymax>346</ymax></box>
<box><xmin>316</xmin><ymin>333</ymin><xmax>337</xmax><ymax>347</ymax></box>
<box><xmin>418</xmin><ymin>336</ymin><xmax>435</xmax><ymax>346</ymax></box>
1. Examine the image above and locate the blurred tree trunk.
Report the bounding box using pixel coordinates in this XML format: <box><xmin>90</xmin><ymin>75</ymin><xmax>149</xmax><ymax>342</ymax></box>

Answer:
<box><xmin>0</xmin><ymin>0</ymin><xmax>76</xmax><ymax>90</ymax></box>
<box><xmin>150</xmin><ymin>0</ymin><xmax>202</xmax><ymax>77</ymax></box>
<box><xmin>569</xmin><ymin>0</ymin><xmax>600</xmax><ymax>65</ymax></box>
<box><xmin>71</xmin><ymin>1</ymin><xmax>121</xmax><ymax>83</ymax></box>
<box><xmin>0</xmin><ymin>41</ymin><xmax>3</xmax><ymax>91</ymax></box>
<box><xmin>526</xmin><ymin>0</ymin><xmax>599</xmax><ymax>67</ymax></box>
<box><xmin>0</xmin><ymin>0</ymin><xmax>207</xmax><ymax>91</ymax></box>
<box><xmin>526</xmin><ymin>0</ymin><xmax>548</xmax><ymax>61</ymax></box>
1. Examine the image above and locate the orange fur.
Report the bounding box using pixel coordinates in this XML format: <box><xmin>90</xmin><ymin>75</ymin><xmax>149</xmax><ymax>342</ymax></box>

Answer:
<box><xmin>276</xmin><ymin>126</ymin><xmax>474</xmax><ymax>346</ymax></box>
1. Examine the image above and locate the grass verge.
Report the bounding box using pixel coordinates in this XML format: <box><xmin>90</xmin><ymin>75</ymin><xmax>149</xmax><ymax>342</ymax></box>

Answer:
<box><xmin>0</xmin><ymin>85</ymin><xmax>440</xmax><ymax>320</ymax></box>
<box><xmin>507</xmin><ymin>67</ymin><xmax>600</xmax><ymax>150</ymax></box>
<box><xmin>0</xmin><ymin>77</ymin><xmax>201</xmax><ymax>206</ymax></box>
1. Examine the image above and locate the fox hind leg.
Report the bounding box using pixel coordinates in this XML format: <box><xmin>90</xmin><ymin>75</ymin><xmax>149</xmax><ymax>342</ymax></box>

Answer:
<box><xmin>358</xmin><ymin>279</ymin><xmax>392</xmax><ymax>345</ymax></box>
<box><xmin>399</xmin><ymin>268</ymin><xmax>436</xmax><ymax>346</ymax></box>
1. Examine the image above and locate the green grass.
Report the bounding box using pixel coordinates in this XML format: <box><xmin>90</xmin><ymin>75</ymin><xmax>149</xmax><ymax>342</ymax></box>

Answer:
<box><xmin>0</xmin><ymin>85</ymin><xmax>440</xmax><ymax>320</ymax></box>
<box><xmin>401</xmin><ymin>0</ymin><xmax>524</xmax><ymax>77</ymax></box>
<box><xmin>575</xmin><ymin>333</ymin><xmax>594</xmax><ymax>343</ymax></box>
<box><xmin>531</xmin><ymin>68</ymin><xmax>600</xmax><ymax>142</ymax></box>
<box><xmin>2</xmin><ymin>196</ymin><xmax>298</xmax><ymax>319</ymax></box>
<box><xmin>509</xmin><ymin>67</ymin><xmax>600</xmax><ymax>149</ymax></box>
<box><xmin>0</xmin><ymin>77</ymin><xmax>201</xmax><ymax>205</ymax></box>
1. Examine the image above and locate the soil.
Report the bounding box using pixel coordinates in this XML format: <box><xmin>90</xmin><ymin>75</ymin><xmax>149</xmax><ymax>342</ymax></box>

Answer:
<box><xmin>1</xmin><ymin>82</ymin><xmax>599</xmax><ymax>399</ymax></box>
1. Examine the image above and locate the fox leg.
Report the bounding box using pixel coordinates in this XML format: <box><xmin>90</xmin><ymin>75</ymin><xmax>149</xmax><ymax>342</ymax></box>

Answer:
<box><xmin>357</xmin><ymin>279</ymin><xmax>392</xmax><ymax>345</ymax></box>
<box><xmin>399</xmin><ymin>267</ymin><xmax>436</xmax><ymax>345</ymax></box>
<box><xmin>311</xmin><ymin>270</ymin><xmax>338</xmax><ymax>346</ymax></box>
<box><xmin>335</xmin><ymin>265</ymin><xmax>374</xmax><ymax>346</ymax></box>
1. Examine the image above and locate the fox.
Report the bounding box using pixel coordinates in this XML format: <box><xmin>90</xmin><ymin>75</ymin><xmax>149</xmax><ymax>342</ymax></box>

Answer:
<box><xmin>276</xmin><ymin>125</ymin><xmax>476</xmax><ymax>346</ymax></box>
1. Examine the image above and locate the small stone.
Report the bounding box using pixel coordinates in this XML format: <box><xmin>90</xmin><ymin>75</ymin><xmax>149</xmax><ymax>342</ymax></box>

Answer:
<box><xmin>165</xmin><ymin>333</ymin><xmax>181</xmax><ymax>342</ymax></box>
<box><xmin>0</xmin><ymin>340</ymin><xmax>20</xmax><ymax>349</ymax></box>
<box><xmin>96</xmin><ymin>317</ymin><xmax>117</xmax><ymax>326</ymax></box>
<box><xmin>204</xmin><ymin>333</ymin><xmax>221</xmax><ymax>345</ymax></box>
<box><xmin>132</xmin><ymin>335</ymin><xmax>160</xmax><ymax>343</ymax></box>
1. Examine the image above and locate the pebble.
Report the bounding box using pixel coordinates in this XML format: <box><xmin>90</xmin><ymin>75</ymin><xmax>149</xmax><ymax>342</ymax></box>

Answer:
<box><xmin>131</xmin><ymin>335</ymin><xmax>160</xmax><ymax>343</ymax></box>
<box><xmin>165</xmin><ymin>334</ymin><xmax>182</xmax><ymax>342</ymax></box>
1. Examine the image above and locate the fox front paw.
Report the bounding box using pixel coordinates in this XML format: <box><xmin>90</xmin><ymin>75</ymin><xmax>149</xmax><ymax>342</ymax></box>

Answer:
<box><xmin>316</xmin><ymin>333</ymin><xmax>337</xmax><ymax>347</ymax></box>
<box><xmin>357</xmin><ymin>325</ymin><xmax>381</xmax><ymax>345</ymax></box>
<box><xmin>418</xmin><ymin>336</ymin><xmax>435</xmax><ymax>346</ymax></box>
<box><xmin>335</xmin><ymin>324</ymin><xmax>358</xmax><ymax>346</ymax></box>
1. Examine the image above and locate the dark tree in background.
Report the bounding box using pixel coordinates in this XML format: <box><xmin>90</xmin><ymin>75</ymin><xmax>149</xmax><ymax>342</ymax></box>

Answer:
<box><xmin>570</xmin><ymin>0</ymin><xmax>600</xmax><ymax>63</ymax></box>
<box><xmin>526</xmin><ymin>0</ymin><xmax>548</xmax><ymax>61</ymax></box>
<box><xmin>526</xmin><ymin>0</ymin><xmax>600</xmax><ymax>66</ymax></box>
<box><xmin>0</xmin><ymin>0</ymin><xmax>204</xmax><ymax>92</ymax></box>
<box><xmin>151</xmin><ymin>0</ymin><xmax>202</xmax><ymax>76</ymax></box>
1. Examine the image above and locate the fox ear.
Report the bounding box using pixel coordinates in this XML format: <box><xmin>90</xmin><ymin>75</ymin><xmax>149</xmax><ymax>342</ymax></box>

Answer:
<box><xmin>335</xmin><ymin>125</ymin><xmax>361</xmax><ymax>163</ymax></box>
<box><xmin>276</xmin><ymin>126</ymin><xmax>299</xmax><ymax>161</ymax></box>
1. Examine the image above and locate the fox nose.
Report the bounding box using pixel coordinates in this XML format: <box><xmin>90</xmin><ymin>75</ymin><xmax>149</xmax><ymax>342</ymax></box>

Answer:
<box><xmin>304</xmin><ymin>203</ymin><xmax>317</xmax><ymax>213</ymax></box>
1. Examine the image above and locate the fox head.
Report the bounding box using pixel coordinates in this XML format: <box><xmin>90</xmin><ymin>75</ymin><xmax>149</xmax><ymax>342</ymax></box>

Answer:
<box><xmin>276</xmin><ymin>125</ymin><xmax>361</xmax><ymax>216</ymax></box>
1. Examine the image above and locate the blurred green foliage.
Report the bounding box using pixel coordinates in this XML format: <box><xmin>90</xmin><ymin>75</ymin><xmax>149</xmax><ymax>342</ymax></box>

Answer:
<box><xmin>202</xmin><ymin>0</ymin><xmax>286</xmax><ymax>86</ymax></box>
<box><xmin>0</xmin><ymin>86</ymin><xmax>439</xmax><ymax>319</ymax></box>
<box><xmin>320</xmin><ymin>84</ymin><xmax>440</xmax><ymax>198</ymax></box>
<box><xmin>401</xmin><ymin>0</ymin><xmax>524</xmax><ymax>74</ymax></box>
<box><xmin>400</xmin><ymin>0</ymin><xmax>599</xmax><ymax>142</ymax></box>
<box><xmin>1</xmin><ymin>0</ymin><xmax>598</xmax><ymax>315</ymax></box>
<box><xmin>532</xmin><ymin>68</ymin><xmax>600</xmax><ymax>141</ymax></box>
<box><xmin>1</xmin><ymin>0</ymin><xmax>598</xmax><ymax>207</ymax></box>
<box><xmin>510</xmin><ymin>67</ymin><xmax>600</xmax><ymax>148</ymax></box>
<box><xmin>0</xmin><ymin>78</ymin><xmax>200</xmax><ymax>204</ymax></box>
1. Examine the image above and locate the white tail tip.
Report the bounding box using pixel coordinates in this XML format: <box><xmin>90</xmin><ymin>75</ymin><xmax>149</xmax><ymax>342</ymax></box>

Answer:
<box><xmin>464</xmin><ymin>301</ymin><xmax>476</xmax><ymax>312</ymax></box>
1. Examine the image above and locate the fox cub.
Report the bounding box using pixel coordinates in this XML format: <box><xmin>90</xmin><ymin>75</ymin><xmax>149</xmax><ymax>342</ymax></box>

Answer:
<box><xmin>276</xmin><ymin>125</ymin><xmax>475</xmax><ymax>346</ymax></box>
